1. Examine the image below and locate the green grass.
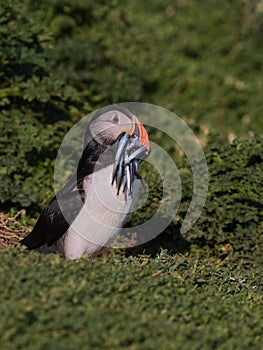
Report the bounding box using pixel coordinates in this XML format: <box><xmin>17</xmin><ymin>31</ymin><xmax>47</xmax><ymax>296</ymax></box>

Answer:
<box><xmin>0</xmin><ymin>247</ymin><xmax>262</xmax><ymax>350</ymax></box>
<box><xmin>1</xmin><ymin>1</ymin><xmax>263</xmax><ymax>349</ymax></box>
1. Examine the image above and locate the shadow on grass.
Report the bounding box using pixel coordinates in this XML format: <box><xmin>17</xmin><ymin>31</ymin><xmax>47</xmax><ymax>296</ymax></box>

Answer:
<box><xmin>123</xmin><ymin>222</ymin><xmax>190</xmax><ymax>257</ymax></box>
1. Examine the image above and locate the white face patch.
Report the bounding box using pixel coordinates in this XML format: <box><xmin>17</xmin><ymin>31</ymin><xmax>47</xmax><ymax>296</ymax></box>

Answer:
<box><xmin>89</xmin><ymin>110</ymin><xmax>133</xmax><ymax>145</ymax></box>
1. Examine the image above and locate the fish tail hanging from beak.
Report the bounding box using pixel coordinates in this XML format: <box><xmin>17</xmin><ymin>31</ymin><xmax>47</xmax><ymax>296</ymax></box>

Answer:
<box><xmin>112</xmin><ymin>114</ymin><xmax>150</xmax><ymax>196</ymax></box>
<box><xmin>112</xmin><ymin>133</ymin><xmax>129</xmax><ymax>185</ymax></box>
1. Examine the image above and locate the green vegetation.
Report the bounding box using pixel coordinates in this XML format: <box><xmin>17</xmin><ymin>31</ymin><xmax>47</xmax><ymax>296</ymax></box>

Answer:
<box><xmin>132</xmin><ymin>135</ymin><xmax>263</xmax><ymax>268</ymax></box>
<box><xmin>0</xmin><ymin>248</ymin><xmax>262</xmax><ymax>350</ymax></box>
<box><xmin>0</xmin><ymin>0</ymin><xmax>79</xmax><ymax>211</ymax></box>
<box><xmin>0</xmin><ymin>0</ymin><xmax>262</xmax><ymax>349</ymax></box>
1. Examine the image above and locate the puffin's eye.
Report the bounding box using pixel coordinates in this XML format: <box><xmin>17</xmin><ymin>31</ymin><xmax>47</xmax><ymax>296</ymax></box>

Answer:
<box><xmin>111</xmin><ymin>112</ymin><xmax>119</xmax><ymax>124</ymax></box>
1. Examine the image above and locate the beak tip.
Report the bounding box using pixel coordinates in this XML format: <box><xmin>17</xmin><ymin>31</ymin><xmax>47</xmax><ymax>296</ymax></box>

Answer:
<box><xmin>135</xmin><ymin>117</ymin><xmax>150</xmax><ymax>154</ymax></box>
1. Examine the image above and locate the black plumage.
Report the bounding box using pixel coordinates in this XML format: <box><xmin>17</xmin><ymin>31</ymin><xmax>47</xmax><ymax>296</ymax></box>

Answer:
<box><xmin>20</xmin><ymin>138</ymin><xmax>108</xmax><ymax>249</ymax></box>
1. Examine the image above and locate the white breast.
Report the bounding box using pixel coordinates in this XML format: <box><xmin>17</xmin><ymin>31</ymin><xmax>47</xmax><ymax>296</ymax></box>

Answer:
<box><xmin>62</xmin><ymin>164</ymin><xmax>139</xmax><ymax>259</ymax></box>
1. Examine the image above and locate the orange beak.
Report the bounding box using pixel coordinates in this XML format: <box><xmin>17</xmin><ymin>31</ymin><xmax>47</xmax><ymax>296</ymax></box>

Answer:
<box><xmin>121</xmin><ymin>115</ymin><xmax>150</xmax><ymax>155</ymax></box>
<box><xmin>134</xmin><ymin>116</ymin><xmax>150</xmax><ymax>155</ymax></box>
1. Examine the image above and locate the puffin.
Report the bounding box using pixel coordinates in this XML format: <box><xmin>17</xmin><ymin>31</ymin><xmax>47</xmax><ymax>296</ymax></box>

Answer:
<box><xmin>20</xmin><ymin>105</ymin><xmax>150</xmax><ymax>259</ymax></box>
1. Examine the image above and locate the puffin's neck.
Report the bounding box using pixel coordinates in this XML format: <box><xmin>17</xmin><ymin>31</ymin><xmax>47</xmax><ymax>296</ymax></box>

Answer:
<box><xmin>77</xmin><ymin>139</ymin><xmax>114</xmax><ymax>182</ymax></box>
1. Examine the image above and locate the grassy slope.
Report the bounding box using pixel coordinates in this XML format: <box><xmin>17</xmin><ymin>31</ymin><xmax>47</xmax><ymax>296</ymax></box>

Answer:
<box><xmin>0</xmin><ymin>248</ymin><xmax>262</xmax><ymax>350</ymax></box>
<box><xmin>124</xmin><ymin>0</ymin><xmax>263</xmax><ymax>136</ymax></box>
<box><xmin>1</xmin><ymin>1</ymin><xmax>263</xmax><ymax>349</ymax></box>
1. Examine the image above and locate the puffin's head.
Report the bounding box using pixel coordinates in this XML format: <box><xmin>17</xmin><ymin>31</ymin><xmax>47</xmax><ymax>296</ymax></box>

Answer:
<box><xmin>88</xmin><ymin>105</ymin><xmax>150</xmax><ymax>154</ymax></box>
<box><xmin>87</xmin><ymin>105</ymin><xmax>150</xmax><ymax>195</ymax></box>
